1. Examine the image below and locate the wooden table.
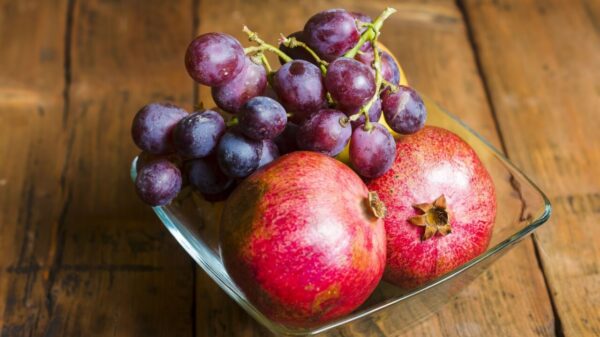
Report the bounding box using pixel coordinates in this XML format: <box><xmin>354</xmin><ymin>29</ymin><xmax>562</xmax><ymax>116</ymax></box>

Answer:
<box><xmin>1</xmin><ymin>0</ymin><xmax>598</xmax><ymax>336</ymax></box>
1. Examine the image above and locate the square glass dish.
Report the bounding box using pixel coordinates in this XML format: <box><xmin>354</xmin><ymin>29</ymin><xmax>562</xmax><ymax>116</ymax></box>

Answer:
<box><xmin>130</xmin><ymin>96</ymin><xmax>551</xmax><ymax>336</ymax></box>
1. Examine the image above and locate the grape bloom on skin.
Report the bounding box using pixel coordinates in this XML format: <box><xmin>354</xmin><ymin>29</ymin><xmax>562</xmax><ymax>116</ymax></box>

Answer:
<box><xmin>185</xmin><ymin>32</ymin><xmax>246</xmax><ymax>86</ymax></box>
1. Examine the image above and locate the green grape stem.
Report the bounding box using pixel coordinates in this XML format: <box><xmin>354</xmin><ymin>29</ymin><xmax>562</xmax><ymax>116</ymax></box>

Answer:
<box><xmin>281</xmin><ymin>34</ymin><xmax>328</xmax><ymax>74</ymax></box>
<box><xmin>259</xmin><ymin>53</ymin><xmax>272</xmax><ymax>73</ymax></box>
<box><xmin>343</xmin><ymin>7</ymin><xmax>397</xmax><ymax>59</ymax></box>
<box><xmin>340</xmin><ymin>7</ymin><xmax>397</xmax><ymax>132</ymax></box>
<box><xmin>226</xmin><ymin>116</ymin><xmax>239</xmax><ymax>127</ymax></box>
<box><xmin>360</xmin><ymin>42</ymin><xmax>383</xmax><ymax>132</ymax></box>
<box><xmin>243</xmin><ymin>26</ymin><xmax>293</xmax><ymax>63</ymax></box>
<box><xmin>382</xmin><ymin>78</ymin><xmax>400</xmax><ymax>92</ymax></box>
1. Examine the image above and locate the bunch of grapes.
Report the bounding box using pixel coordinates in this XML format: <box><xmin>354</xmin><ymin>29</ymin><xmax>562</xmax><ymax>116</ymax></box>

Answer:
<box><xmin>131</xmin><ymin>7</ymin><xmax>427</xmax><ymax>206</ymax></box>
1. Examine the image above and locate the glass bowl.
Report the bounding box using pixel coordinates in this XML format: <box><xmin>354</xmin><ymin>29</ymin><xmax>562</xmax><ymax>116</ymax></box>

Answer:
<box><xmin>130</xmin><ymin>97</ymin><xmax>551</xmax><ymax>336</ymax></box>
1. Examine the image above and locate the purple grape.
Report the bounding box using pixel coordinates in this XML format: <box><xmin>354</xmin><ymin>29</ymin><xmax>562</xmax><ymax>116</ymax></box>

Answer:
<box><xmin>258</xmin><ymin>140</ymin><xmax>280</xmax><ymax>168</ymax></box>
<box><xmin>296</xmin><ymin>109</ymin><xmax>351</xmax><ymax>156</ymax></box>
<box><xmin>381</xmin><ymin>51</ymin><xmax>401</xmax><ymax>86</ymax></box>
<box><xmin>351</xmin><ymin>12</ymin><xmax>373</xmax><ymax>28</ymax></box>
<box><xmin>325</xmin><ymin>57</ymin><xmax>375</xmax><ymax>109</ymax></box>
<box><xmin>278</xmin><ymin>31</ymin><xmax>316</xmax><ymax>65</ymax></box>
<box><xmin>273</xmin><ymin>60</ymin><xmax>325</xmax><ymax>123</ymax></box>
<box><xmin>273</xmin><ymin>123</ymin><xmax>299</xmax><ymax>154</ymax></box>
<box><xmin>186</xmin><ymin>156</ymin><xmax>234</xmax><ymax>195</ymax></box>
<box><xmin>304</xmin><ymin>9</ymin><xmax>360</xmax><ymax>61</ymax></box>
<box><xmin>211</xmin><ymin>57</ymin><xmax>267</xmax><ymax>113</ymax></box>
<box><xmin>131</xmin><ymin>103</ymin><xmax>188</xmax><ymax>155</ymax></box>
<box><xmin>382</xmin><ymin>86</ymin><xmax>427</xmax><ymax>134</ymax></box>
<box><xmin>342</xmin><ymin>98</ymin><xmax>382</xmax><ymax>129</ymax></box>
<box><xmin>135</xmin><ymin>159</ymin><xmax>182</xmax><ymax>206</ymax></box>
<box><xmin>355</xmin><ymin>49</ymin><xmax>401</xmax><ymax>86</ymax></box>
<box><xmin>263</xmin><ymin>85</ymin><xmax>280</xmax><ymax>101</ymax></box>
<box><xmin>349</xmin><ymin>122</ymin><xmax>396</xmax><ymax>178</ymax></box>
<box><xmin>137</xmin><ymin>152</ymin><xmax>182</xmax><ymax>172</ymax></box>
<box><xmin>217</xmin><ymin>131</ymin><xmax>263</xmax><ymax>178</ymax></box>
<box><xmin>173</xmin><ymin>110</ymin><xmax>225</xmax><ymax>159</ymax></box>
<box><xmin>185</xmin><ymin>33</ymin><xmax>245</xmax><ymax>86</ymax></box>
<box><xmin>238</xmin><ymin>96</ymin><xmax>287</xmax><ymax>141</ymax></box>
<box><xmin>349</xmin><ymin>12</ymin><xmax>373</xmax><ymax>54</ymax></box>
<box><xmin>354</xmin><ymin>46</ymin><xmax>374</xmax><ymax>67</ymax></box>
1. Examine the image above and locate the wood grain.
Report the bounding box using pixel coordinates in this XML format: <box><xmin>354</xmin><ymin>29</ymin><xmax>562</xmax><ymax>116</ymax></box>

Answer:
<box><xmin>195</xmin><ymin>0</ymin><xmax>554</xmax><ymax>336</ymax></box>
<box><xmin>462</xmin><ymin>0</ymin><xmax>600</xmax><ymax>335</ymax></box>
<box><xmin>4</xmin><ymin>0</ymin><xmax>594</xmax><ymax>336</ymax></box>
<box><xmin>0</xmin><ymin>0</ymin><xmax>70</xmax><ymax>334</ymax></box>
<box><xmin>0</xmin><ymin>0</ymin><xmax>197</xmax><ymax>336</ymax></box>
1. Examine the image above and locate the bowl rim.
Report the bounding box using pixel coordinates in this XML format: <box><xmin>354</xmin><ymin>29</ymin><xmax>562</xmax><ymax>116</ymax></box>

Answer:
<box><xmin>130</xmin><ymin>97</ymin><xmax>552</xmax><ymax>336</ymax></box>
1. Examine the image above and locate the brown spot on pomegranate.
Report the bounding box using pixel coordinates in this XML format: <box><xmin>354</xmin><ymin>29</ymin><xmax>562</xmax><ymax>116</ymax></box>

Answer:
<box><xmin>312</xmin><ymin>283</ymin><xmax>341</xmax><ymax>314</ymax></box>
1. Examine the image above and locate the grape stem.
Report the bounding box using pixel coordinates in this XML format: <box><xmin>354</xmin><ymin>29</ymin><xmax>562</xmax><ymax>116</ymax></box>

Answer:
<box><xmin>226</xmin><ymin>116</ymin><xmax>239</xmax><ymax>127</ymax></box>
<box><xmin>243</xmin><ymin>26</ymin><xmax>293</xmax><ymax>63</ymax></box>
<box><xmin>345</xmin><ymin>8</ymin><xmax>397</xmax><ymax>131</ymax></box>
<box><xmin>259</xmin><ymin>53</ymin><xmax>272</xmax><ymax>73</ymax></box>
<box><xmin>326</xmin><ymin>92</ymin><xmax>335</xmax><ymax>106</ymax></box>
<box><xmin>382</xmin><ymin>78</ymin><xmax>399</xmax><ymax>92</ymax></box>
<box><xmin>355</xmin><ymin>14</ymin><xmax>394</xmax><ymax>131</ymax></box>
<box><xmin>343</xmin><ymin>7</ymin><xmax>397</xmax><ymax>59</ymax></box>
<box><xmin>360</xmin><ymin>42</ymin><xmax>383</xmax><ymax>131</ymax></box>
<box><xmin>280</xmin><ymin>34</ymin><xmax>328</xmax><ymax>75</ymax></box>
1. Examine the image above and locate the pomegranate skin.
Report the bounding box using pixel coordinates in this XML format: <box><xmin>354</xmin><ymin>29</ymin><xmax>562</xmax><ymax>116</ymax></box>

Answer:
<box><xmin>220</xmin><ymin>151</ymin><xmax>386</xmax><ymax>326</ymax></box>
<box><xmin>368</xmin><ymin>126</ymin><xmax>496</xmax><ymax>288</ymax></box>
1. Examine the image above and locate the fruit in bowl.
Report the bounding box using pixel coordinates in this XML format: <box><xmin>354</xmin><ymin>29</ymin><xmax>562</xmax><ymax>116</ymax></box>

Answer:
<box><xmin>129</xmin><ymin>6</ymin><xmax>498</xmax><ymax>329</ymax></box>
<box><xmin>220</xmin><ymin>151</ymin><xmax>386</xmax><ymax>326</ymax></box>
<box><xmin>368</xmin><ymin>126</ymin><xmax>497</xmax><ymax>288</ymax></box>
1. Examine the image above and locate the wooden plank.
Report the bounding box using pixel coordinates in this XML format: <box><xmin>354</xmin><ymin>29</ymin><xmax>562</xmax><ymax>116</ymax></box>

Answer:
<box><xmin>0</xmin><ymin>0</ymin><xmax>197</xmax><ymax>336</ymax></box>
<box><xmin>194</xmin><ymin>0</ymin><xmax>554</xmax><ymax>336</ymax></box>
<box><xmin>0</xmin><ymin>0</ymin><xmax>70</xmax><ymax>334</ymax></box>
<box><xmin>461</xmin><ymin>0</ymin><xmax>600</xmax><ymax>335</ymax></box>
<box><xmin>51</xmin><ymin>0</ymin><xmax>196</xmax><ymax>335</ymax></box>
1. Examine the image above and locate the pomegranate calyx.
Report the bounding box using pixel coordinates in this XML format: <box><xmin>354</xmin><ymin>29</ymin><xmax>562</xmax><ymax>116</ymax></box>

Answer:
<box><xmin>409</xmin><ymin>194</ymin><xmax>451</xmax><ymax>241</ymax></box>
<box><xmin>368</xmin><ymin>191</ymin><xmax>386</xmax><ymax>219</ymax></box>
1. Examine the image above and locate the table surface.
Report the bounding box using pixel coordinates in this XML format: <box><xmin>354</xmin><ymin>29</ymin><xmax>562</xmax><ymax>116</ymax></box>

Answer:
<box><xmin>1</xmin><ymin>0</ymin><xmax>598</xmax><ymax>336</ymax></box>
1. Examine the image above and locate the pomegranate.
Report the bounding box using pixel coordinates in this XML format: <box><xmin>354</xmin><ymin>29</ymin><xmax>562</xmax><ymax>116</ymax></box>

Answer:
<box><xmin>220</xmin><ymin>151</ymin><xmax>386</xmax><ymax>326</ymax></box>
<box><xmin>368</xmin><ymin>126</ymin><xmax>496</xmax><ymax>288</ymax></box>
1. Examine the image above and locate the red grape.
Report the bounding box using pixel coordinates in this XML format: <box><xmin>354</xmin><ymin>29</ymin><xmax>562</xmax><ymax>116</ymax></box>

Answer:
<box><xmin>217</xmin><ymin>131</ymin><xmax>263</xmax><ymax>178</ymax></box>
<box><xmin>304</xmin><ymin>9</ymin><xmax>360</xmax><ymax>61</ymax></box>
<box><xmin>382</xmin><ymin>86</ymin><xmax>427</xmax><ymax>134</ymax></box>
<box><xmin>131</xmin><ymin>103</ymin><xmax>187</xmax><ymax>155</ymax></box>
<box><xmin>273</xmin><ymin>60</ymin><xmax>325</xmax><ymax>123</ymax></box>
<box><xmin>350</xmin><ymin>122</ymin><xmax>396</xmax><ymax>178</ymax></box>
<box><xmin>211</xmin><ymin>57</ymin><xmax>267</xmax><ymax>113</ymax></box>
<box><xmin>185</xmin><ymin>33</ymin><xmax>245</xmax><ymax>86</ymax></box>
<box><xmin>296</xmin><ymin>109</ymin><xmax>351</xmax><ymax>156</ymax></box>
<box><xmin>325</xmin><ymin>57</ymin><xmax>375</xmax><ymax>109</ymax></box>
<box><xmin>238</xmin><ymin>96</ymin><xmax>287</xmax><ymax>141</ymax></box>
<box><xmin>135</xmin><ymin>159</ymin><xmax>182</xmax><ymax>206</ymax></box>
<box><xmin>173</xmin><ymin>109</ymin><xmax>225</xmax><ymax>159</ymax></box>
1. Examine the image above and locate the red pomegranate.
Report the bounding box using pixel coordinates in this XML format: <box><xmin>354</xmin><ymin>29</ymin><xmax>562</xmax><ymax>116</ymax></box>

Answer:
<box><xmin>220</xmin><ymin>151</ymin><xmax>386</xmax><ymax>326</ymax></box>
<box><xmin>368</xmin><ymin>126</ymin><xmax>496</xmax><ymax>288</ymax></box>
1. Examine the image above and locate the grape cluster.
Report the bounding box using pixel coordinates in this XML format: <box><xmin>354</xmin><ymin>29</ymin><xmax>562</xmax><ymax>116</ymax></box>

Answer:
<box><xmin>131</xmin><ymin>7</ymin><xmax>428</xmax><ymax>206</ymax></box>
